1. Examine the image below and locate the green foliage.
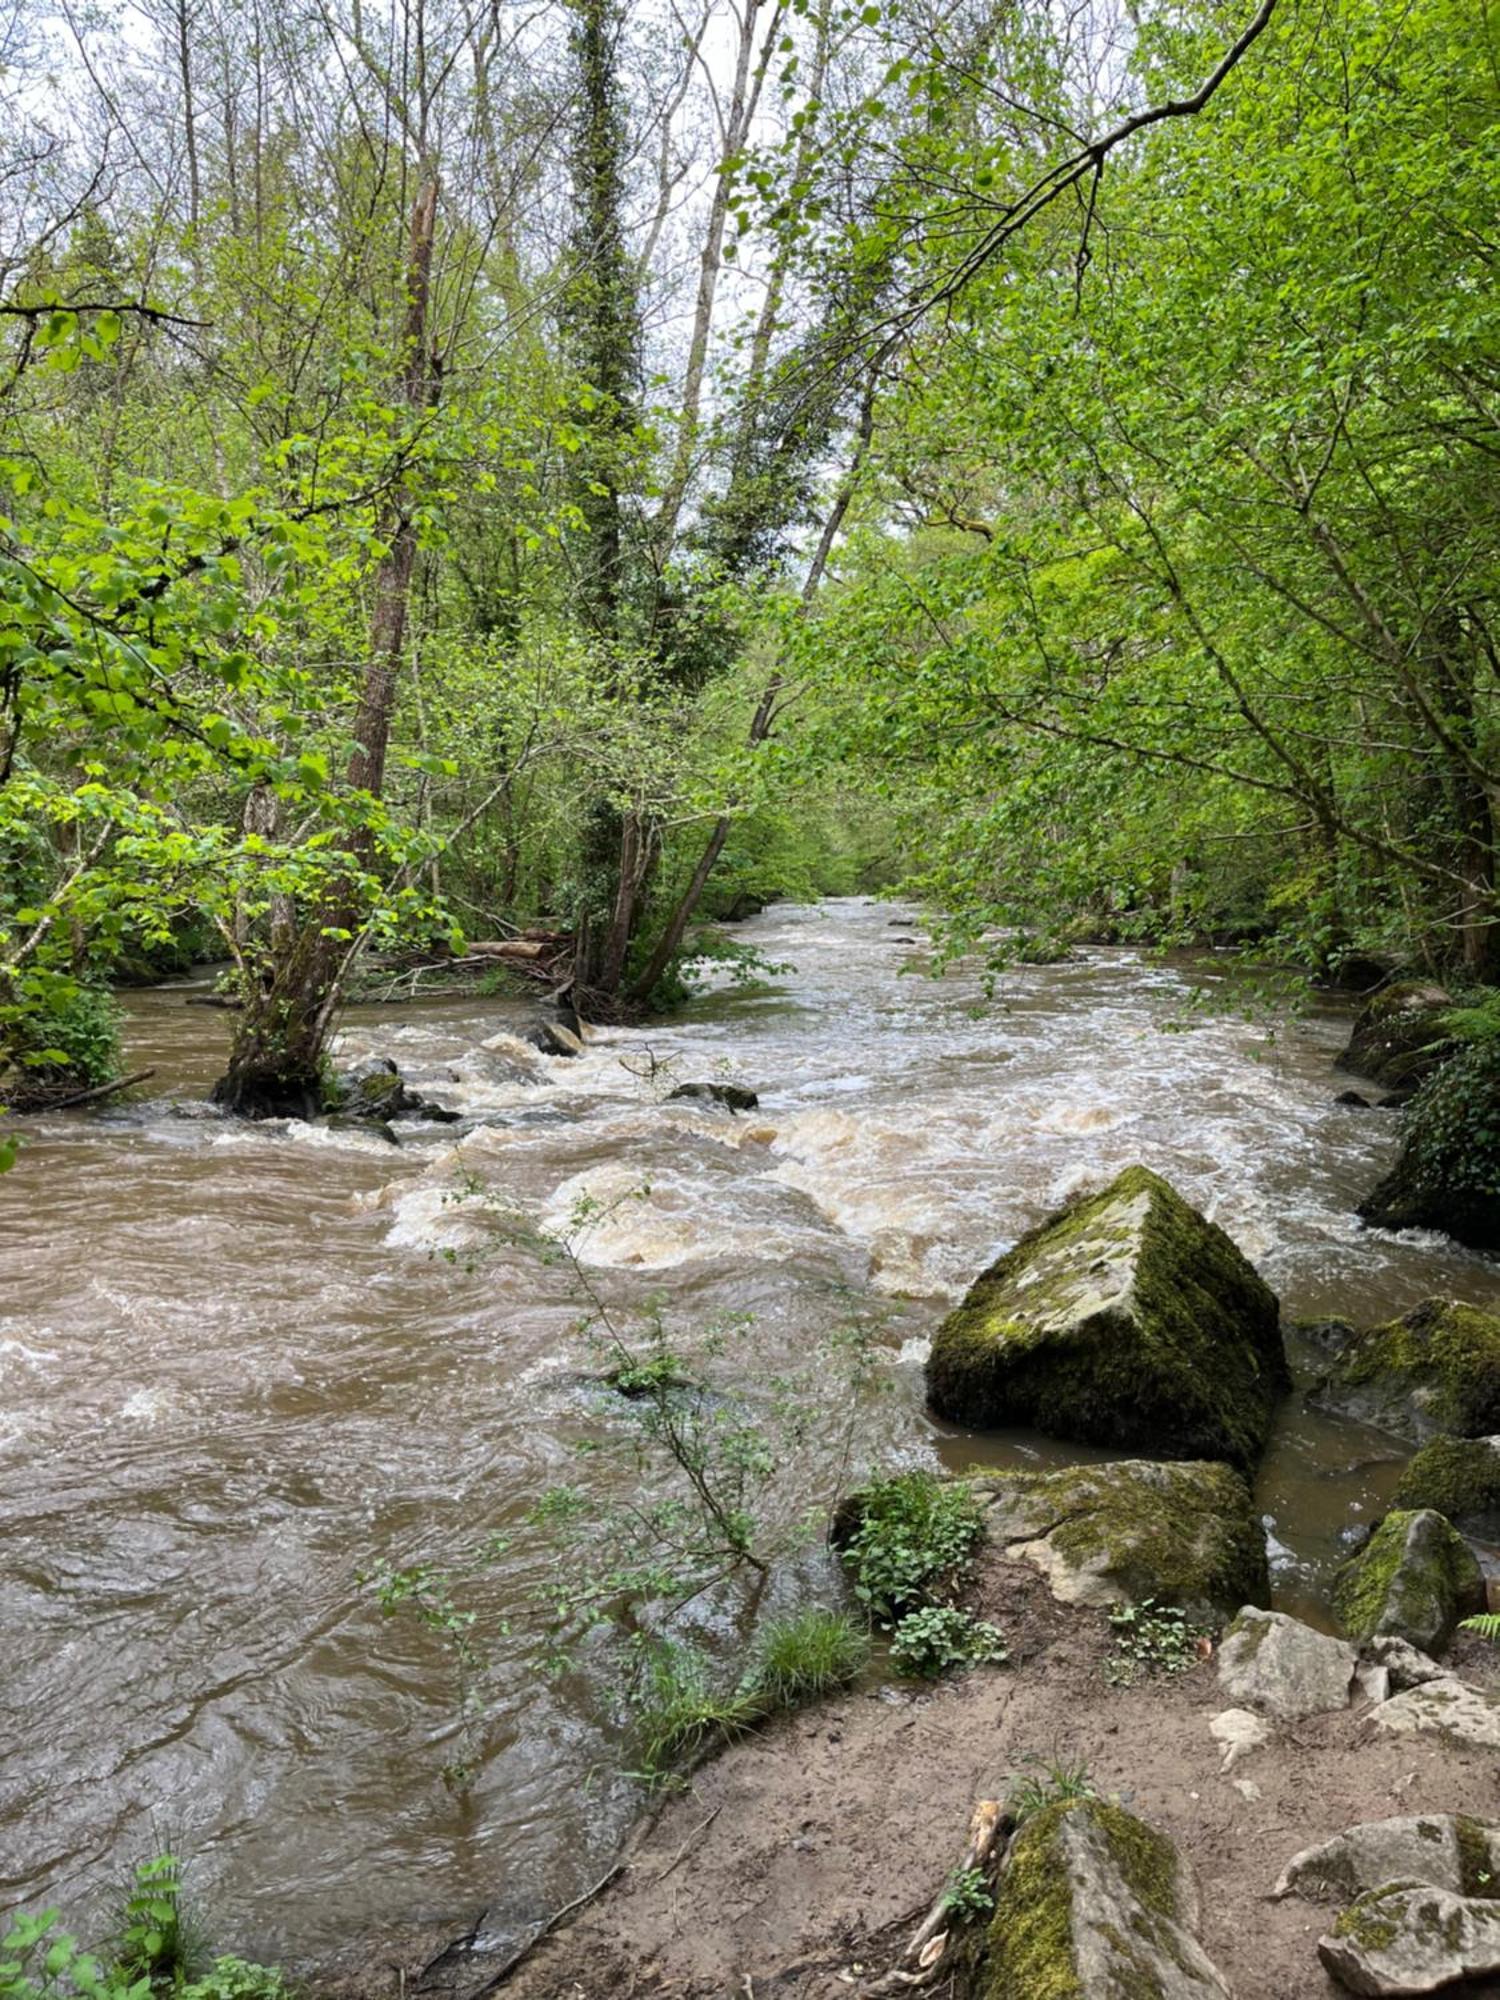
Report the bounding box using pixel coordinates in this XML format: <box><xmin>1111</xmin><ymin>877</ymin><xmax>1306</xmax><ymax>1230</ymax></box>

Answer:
<box><xmin>359</xmin><ymin>1556</ymin><xmax>502</xmax><ymax>1793</ymax></box>
<box><xmin>114</xmin><ymin>1857</ymin><xmax>203</xmax><ymax>1988</ymax></box>
<box><xmin>1394</xmin><ymin>1043</ymin><xmax>1500</xmax><ymax>1207</ymax></box>
<box><xmin>1460</xmin><ymin>1612</ymin><xmax>1500</xmax><ymax>1642</ymax></box>
<box><xmin>939</xmin><ymin>1866</ymin><xmax>995</xmax><ymax>1924</ymax></box>
<box><xmin>1104</xmin><ymin>1599</ymin><xmax>1207</xmax><ymax>1687</ymax></box>
<box><xmin>625</xmin><ymin>1636</ymin><xmax>764</xmax><ymax>1781</ymax></box>
<box><xmin>749</xmin><ymin>1608</ymin><xmax>870</xmax><ymax>1707</ymax></box>
<box><xmin>1</xmin><ymin>981</ymin><xmax>121</xmax><ymax>1099</ymax></box>
<box><xmin>839</xmin><ymin>1471</ymin><xmax>987</xmax><ymax>1626</ymax></box>
<box><xmin>888</xmin><ymin>1605</ymin><xmax>1008</xmax><ymax>1679</ymax></box>
<box><xmin>1006</xmin><ymin>1751</ymin><xmax>1098</xmax><ymax>1824</ymax></box>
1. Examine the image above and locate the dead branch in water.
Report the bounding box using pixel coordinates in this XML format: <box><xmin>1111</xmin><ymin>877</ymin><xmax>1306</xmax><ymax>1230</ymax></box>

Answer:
<box><xmin>2</xmin><ymin>1067</ymin><xmax>156</xmax><ymax>1113</ymax></box>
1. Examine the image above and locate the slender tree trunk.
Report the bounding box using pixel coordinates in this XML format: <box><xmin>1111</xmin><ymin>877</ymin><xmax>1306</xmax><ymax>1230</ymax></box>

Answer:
<box><xmin>211</xmin><ymin>174</ymin><xmax>441</xmax><ymax>1115</ymax></box>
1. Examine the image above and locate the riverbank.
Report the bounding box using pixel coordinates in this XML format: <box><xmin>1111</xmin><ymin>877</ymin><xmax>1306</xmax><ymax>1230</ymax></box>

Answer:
<box><xmin>309</xmin><ymin>1546</ymin><xmax>1500</xmax><ymax>2000</ymax></box>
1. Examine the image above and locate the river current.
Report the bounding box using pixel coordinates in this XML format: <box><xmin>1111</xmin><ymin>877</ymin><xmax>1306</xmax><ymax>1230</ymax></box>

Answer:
<box><xmin>3</xmin><ymin>898</ymin><xmax>1498</xmax><ymax>1963</ymax></box>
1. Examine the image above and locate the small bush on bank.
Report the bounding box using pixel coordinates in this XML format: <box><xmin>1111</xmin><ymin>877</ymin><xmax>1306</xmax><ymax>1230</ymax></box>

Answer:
<box><xmin>889</xmin><ymin>1605</ymin><xmax>1009</xmax><ymax>1679</ymax></box>
<box><xmin>838</xmin><ymin>1471</ymin><xmax>988</xmax><ymax>1626</ymax></box>
<box><xmin>0</xmin><ymin>978</ymin><xmax>122</xmax><ymax>1109</ymax></box>
<box><xmin>749</xmin><ymin>1608</ymin><xmax>870</xmax><ymax>1706</ymax></box>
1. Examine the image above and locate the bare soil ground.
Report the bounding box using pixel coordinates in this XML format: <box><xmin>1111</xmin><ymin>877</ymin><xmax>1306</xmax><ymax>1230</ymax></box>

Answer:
<box><xmin>320</xmin><ymin>1550</ymin><xmax>1500</xmax><ymax>2000</ymax></box>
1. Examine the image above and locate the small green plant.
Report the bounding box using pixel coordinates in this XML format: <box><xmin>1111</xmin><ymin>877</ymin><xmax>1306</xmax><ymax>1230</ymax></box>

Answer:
<box><xmin>0</xmin><ymin>1910</ymin><xmax>149</xmax><ymax>2000</ymax></box>
<box><xmin>839</xmin><ymin>1472</ymin><xmax>987</xmax><ymax>1626</ymax></box>
<box><xmin>749</xmin><ymin>1608</ymin><xmax>870</xmax><ymax>1707</ymax></box>
<box><xmin>1006</xmin><ymin>1750</ymin><xmax>1098</xmax><ymax>1823</ymax></box>
<box><xmin>626</xmin><ymin>1636</ymin><xmax>763</xmax><ymax>1781</ymax></box>
<box><xmin>889</xmin><ymin>1606</ymin><xmax>1008</xmax><ymax>1679</ymax></box>
<box><xmin>1460</xmin><ymin>1611</ymin><xmax>1500</xmax><ymax>1641</ymax></box>
<box><xmin>115</xmin><ymin>1857</ymin><xmax>205</xmax><ymax>1989</ymax></box>
<box><xmin>938</xmin><ymin>1865</ymin><xmax>995</xmax><ymax>1923</ymax></box>
<box><xmin>1104</xmin><ymin>1599</ymin><xmax>1206</xmax><ymax>1686</ymax></box>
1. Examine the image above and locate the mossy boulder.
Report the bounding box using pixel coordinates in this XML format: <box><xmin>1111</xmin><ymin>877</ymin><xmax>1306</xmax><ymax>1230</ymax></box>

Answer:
<box><xmin>981</xmin><ymin>1797</ymin><xmax>1229</xmax><ymax>1999</ymax></box>
<box><xmin>1357</xmin><ymin>1042</ymin><xmax>1500</xmax><ymax>1250</ymax></box>
<box><xmin>970</xmin><ymin>1459</ymin><xmax>1268</xmax><ymax>1623</ymax></box>
<box><xmin>1394</xmin><ymin>1435</ymin><xmax>1500</xmax><ymax>1541</ymax></box>
<box><xmin>1335</xmin><ymin>980</ymin><xmax>1452</xmax><ymax>1088</ymax></box>
<box><xmin>1308</xmin><ymin>1298</ymin><xmax>1500</xmax><ymax>1444</ymax></box>
<box><xmin>1331</xmin><ymin>1509</ymin><xmax>1485</xmax><ymax>1652</ymax></box>
<box><xmin>1320</xmin><ymin>1882</ymin><xmax>1500</xmax><ymax>1994</ymax></box>
<box><xmin>925</xmin><ymin>1167</ymin><xmax>1287</xmax><ymax>1469</ymax></box>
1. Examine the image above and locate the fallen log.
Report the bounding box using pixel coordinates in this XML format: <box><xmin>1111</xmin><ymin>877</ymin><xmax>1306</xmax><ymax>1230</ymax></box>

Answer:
<box><xmin>857</xmin><ymin>1799</ymin><xmax>1011</xmax><ymax>1995</ymax></box>
<box><xmin>20</xmin><ymin>1068</ymin><xmax>157</xmax><ymax>1113</ymax></box>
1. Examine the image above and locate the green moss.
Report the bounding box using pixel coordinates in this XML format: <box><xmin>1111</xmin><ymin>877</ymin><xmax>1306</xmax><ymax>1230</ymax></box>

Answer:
<box><xmin>1456</xmin><ymin>1816</ymin><xmax>1500</xmax><ymax>1897</ymax></box>
<box><xmin>1035</xmin><ymin>1461</ymin><xmax>1268</xmax><ymax>1618</ymax></box>
<box><xmin>1332</xmin><ymin>1885</ymin><xmax>1408</xmax><ymax>1953</ymax></box>
<box><xmin>984</xmin><ymin>1804</ymin><xmax>1085</xmax><ymax>2000</ymax></box>
<box><xmin>1331</xmin><ymin>1508</ymin><xmax>1484</xmax><ymax>1646</ymax></box>
<box><xmin>927</xmin><ymin>1166</ymin><xmax>1286</xmax><ymax>1469</ymax></box>
<box><xmin>1395</xmin><ymin>1436</ymin><xmax>1500</xmax><ymax>1528</ymax></box>
<box><xmin>1327</xmin><ymin>1299</ymin><xmax>1500</xmax><ymax>1439</ymax></box>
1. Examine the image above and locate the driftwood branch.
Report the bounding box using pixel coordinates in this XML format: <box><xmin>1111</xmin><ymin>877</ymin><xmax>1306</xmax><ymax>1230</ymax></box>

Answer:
<box><xmin>859</xmin><ymin>1800</ymin><xmax>1011</xmax><ymax>1995</ymax></box>
<box><xmin>26</xmin><ymin>1067</ymin><xmax>156</xmax><ymax>1112</ymax></box>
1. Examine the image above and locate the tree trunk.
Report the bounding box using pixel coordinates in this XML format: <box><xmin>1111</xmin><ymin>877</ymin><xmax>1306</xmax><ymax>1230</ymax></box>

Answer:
<box><xmin>211</xmin><ymin>175</ymin><xmax>441</xmax><ymax>1116</ymax></box>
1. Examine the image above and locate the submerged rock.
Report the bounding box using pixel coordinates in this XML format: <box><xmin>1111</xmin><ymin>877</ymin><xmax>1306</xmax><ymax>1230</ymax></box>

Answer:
<box><xmin>1215</xmin><ymin>1608</ymin><xmax>1356</xmax><ymax>1720</ymax></box>
<box><xmin>1335</xmin><ymin>981</ymin><xmax>1452</xmax><ymax>1089</ymax></box>
<box><xmin>1331</xmin><ymin>1509</ymin><xmax>1485</xmax><ymax>1652</ymax></box>
<box><xmin>925</xmin><ymin>1166</ymin><xmax>1287</xmax><ymax>1469</ymax></box>
<box><xmin>666</xmin><ymin>1082</ymin><xmax>760</xmax><ymax>1112</ymax></box>
<box><xmin>1370</xmin><ymin>1676</ymin><xmax>1500</xmax><ymax>1750</ymax></box>
<box><xmin>523</xmin><ymin>1020</ymin><xmax>585</xmax><ymax>1058</ymax></box>
<box><xmin>981</xmin><ymin>1797</ymin><xmax>1230</xmax><ymax>1998</ymax></box>
<box><xmin>1308</xmin><ymin>1298</ymin><xmax>1500</xmax><ymax>1444</ymax></box>
<box><xmin>1319</xmin><ymin>1883</ymin><xmax>1500</xmax><ymax>1995</ymax></box>
<box><xmin>1273</xmin><ymin>1814</ymin><xmax>1500</xmax><ymax>1905</ymax></box>
<box><xmin>1393</xmin><ymin>1435</ymin><xmax>1500</xmax><ymax>1541</ymax></box>
<box><xmin>971</xmin><ymin>1459</ymin><xmax>1268</xmax><ymax>1623</ymax></box>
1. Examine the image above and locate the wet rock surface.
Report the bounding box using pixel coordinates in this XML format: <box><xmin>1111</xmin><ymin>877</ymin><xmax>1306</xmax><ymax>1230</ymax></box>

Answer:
<box><xmin>925</xmin><ymin>1165</ymin><xmax>1287</xmax><ymax>1467</ymax></box>
<box><xmin>971</xmin><ymin>1459</ymin><xmax>1268</xmax><ymax>1622</ymax></box>
<box><xmin>1335</xmin><ymin>981</ymin><xmax>1452</xmax><ymax>1089</ymax></box>
<box><xmin>666</xmin><ymin>1081</ymin><xmax>760</xmax><ymax>1112</ymax></box>
<box><xmin>1308</xmin><ymin>1297</ymin><xmax>1500</xmax><ymax>1444</ymax></box>
<box><xmin>1215</xmin><ymin>1607</ymin><xmax>1356</xmax><ymax>1720</ymax></box>
<box><xmin>1393</xmin><ymin>1435</ymin><xmax>1500</xmax><ymax>1540</ymax></box>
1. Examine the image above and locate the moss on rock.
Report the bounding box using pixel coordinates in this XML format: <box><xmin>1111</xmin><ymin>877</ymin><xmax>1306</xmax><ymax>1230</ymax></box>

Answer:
<box><xmin>925</xmin><ymin>1167</ymin><xmax>1287</xmax><ymax>1470</ymax></box>
<box><xmin>972</xmin><ymin>1458</ymin><xmax>1268</xmax><ymax>1622</ymax></box>
<box><xmin>1394</xmin><ymin>1436</ymin><xmax>1500</xmax><ymax>1540</ymax></box>
<box><xmin>1335</xmin><ymin>981</ymin><xmax>1452</xmax><ymax>1088</ymax></box>
<box><xmin>1331</xmin><ymin>1508</ymin><xmax>1485</xmax><ymax>1651</ymax></box>
<box><xmin>982</xmin><ymin>1798</ymin><xmax>1228</xmax><ymax>1998</ymax></box>
<box><xmin>1310</xmin><ymin>1298</ymin><xmax>1500</xmax><ymax>1443</ymax></box>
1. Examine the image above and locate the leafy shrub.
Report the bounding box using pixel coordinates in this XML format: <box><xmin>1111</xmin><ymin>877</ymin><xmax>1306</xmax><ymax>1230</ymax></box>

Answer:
<box><xmin>939</xmin><ymin>1865</ymin><xmax>995</xmax><ymax>1923</ymax></box>
<box><xmin>1104</xmin><ymin>1599</ymin><xmax>1206</xmax><ymax>1686</ymax></box>
<box><xmin>116</xmin><ymin>1855</ymin><xmax>204</xmax><ymax>1987</ymax></box>
<box><xmin>749</xmin><ymin>1609</ymin><xmax>869</xmax><ymax>1706</ymax></box>
<box><xmin>839</xmin><ymin>1471</ymin><xmax>987</xmax><ymax>1626</ymax></box>
<box><xmin>1393</xmin><ymin>1041</ymin><xmax>1500</xmax><ymax>1208</ymax></box>
<box><xmin>889</xmin><ymin>1606</ymin><xmax>1008</xmax><ymax>1679</ymax></box>
<box><xmin>1</xmin><ymin>979</ymin><xmax>121</xmax><ymax>1100</ymax></box>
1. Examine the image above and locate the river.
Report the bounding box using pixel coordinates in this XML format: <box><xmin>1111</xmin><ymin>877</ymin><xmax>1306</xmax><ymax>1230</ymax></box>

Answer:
<box><xmin>3</xmin><ymin>898</ymin><xmax>1497</xmax><ymax>1965</ymax></box>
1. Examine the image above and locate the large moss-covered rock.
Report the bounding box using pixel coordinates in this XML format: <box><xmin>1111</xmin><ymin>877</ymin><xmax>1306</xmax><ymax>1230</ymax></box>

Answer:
<box><xmin>1335</xmin><ymin>980</ymin><xmax>1452</xmax><ymax>1088</ymax></box>
<box><xmin>982</xmin><ymin>1797</ymin><xmax>1230</xmax><ymax>1999</ymax></box>
<box><xmin>1331</xmin><ymin>1509</ymin><xmax>1485</xmax><ymax>1652</ymax></box>
<box><xmin>1394</xmin><ymin>1435</ymin><xmax>1500</xmax><ymax>1540</ymax></box>
<box><xmin>1309</xmin><ymin>1298</ymin><xmax>1500</xmax><ymax>1444</ymax></box>
<box><xmin>971</xmin><ymin>1459</ymin><xmax>1268</xmax><ymax>1623</ymax></box>
<box><xmin>1357</xmin><ymin>1042</ymin><xmax>1500</xmax><ymax>1250</ymax></box>
<box><xmin>926</xmin><ymin>1167</ymin><xmax>1287</xmax><ymax>1469</ymax></box>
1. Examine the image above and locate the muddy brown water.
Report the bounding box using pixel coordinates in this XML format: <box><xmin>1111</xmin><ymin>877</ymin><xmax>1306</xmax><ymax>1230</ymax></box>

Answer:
<box><xmin>3</xmin><ymin>898</ymin><xmax>1498</xmax><ymax>1966</ymax></box>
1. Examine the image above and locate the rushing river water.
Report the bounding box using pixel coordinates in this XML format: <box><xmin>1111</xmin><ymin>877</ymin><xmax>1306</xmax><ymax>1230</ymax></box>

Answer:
<box><xmin>4</xmin><ymin>897</ymin><xmax>1499</xmax><ymax>1966</ymax></box>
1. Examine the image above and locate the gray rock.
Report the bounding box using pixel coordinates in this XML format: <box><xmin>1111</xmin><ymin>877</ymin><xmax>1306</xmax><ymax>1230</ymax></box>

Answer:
<box><xmin>1362</xmin><ymin>1635</ymin><xmax>1447</xmax><ymax>1692</ymax></box>
<box><xmin>982</xmin><ymin>1797</ymin><xmax>1230</xmax><ymax>1997</ymax></box>
<box><xmin>523</xmin><ymin>1020</ymin><xmax>585</xmax><ymax>1057</ymax></box>
<box><xmin>667</xmin><ymin>1081</ymin><xmax>759</xmax><ymax>1112</ymax></box>
<box><xmin>1370</xmin><ymin>1676</ymin><xmax>1500</xmax><ymax>1749</ymax></box>
<box><xmin>1331</xmin><ymin>1509</ymin><xmax>1485</xmax><ymax>1651</ymax></box>
<box><xmin>925</xmin><ymin>1164</ymin><xmax>1287</xmax><ymax>1468</ymax></box>
<box><xmin>1215</xmin><ymin>1607</ymin><xmax>1357</xmax><ymax>1719</ymax></box>
<box><xmin>1319</xmin><ymin>1883</ymin><xmax>1500</xmax><ymax>1995</ymax></box>
<box><xmin>1273</xmin><ymin>1814</ymin><xmax>1500</xmax><ymax>1903</ymax></box>
<box><xmin>1308</xmin><ymin>1298</ymin><xmax>1500</xmax><ymax>1445</ymax></box>
<box><xmin>970</xmin><ymin>1458</ymin><xmax>1268</xmax><ymax>1623</ymax></box>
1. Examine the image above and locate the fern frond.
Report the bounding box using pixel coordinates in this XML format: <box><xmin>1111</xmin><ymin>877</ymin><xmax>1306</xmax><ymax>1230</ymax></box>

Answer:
<box><xmin>1459</xmin><ymin>1612</ymin><xmax>1500</xmax><ymax>1642</ymax></box>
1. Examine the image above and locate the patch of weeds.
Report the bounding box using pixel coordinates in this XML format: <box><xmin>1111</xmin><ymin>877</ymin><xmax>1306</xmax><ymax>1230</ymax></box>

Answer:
<box><xmin>749</xmin><ymin>1608</ymin><xmax>869</xmax><ymax>1707</ymax></box>
<box><xmin>115</xmin><ymin>1856</ymin><xmax>207</xmax><ymax>1988</ymax></box>
<box><xmin>939</xmin><ymin>1865</ymin><xmax>995</xmax><ymax>1924</ymax></box>
<box><xmin>1007</xmin><ymin>1750</ymin><xmax>1097</xmax><ymax>1823</ymax></box>
<box><xmin>626</xmin><ymin>1636</ymin><xmax>763</xmax><ymax>1782</ymax></box>
<box><xmin>889</xmin><ymin>1605</ymin><xmax>1008</xmax><ymax>1680</ymax></box>
<box><xmin>839</xmin><ymin>1471</ymin><xmax>987</xmax><ymax>1625</ymax></box>
<box><xmin>1104</xmin><ymin>1598</ymin><xmax>1207</xmax><ymax>1687</ymax></box>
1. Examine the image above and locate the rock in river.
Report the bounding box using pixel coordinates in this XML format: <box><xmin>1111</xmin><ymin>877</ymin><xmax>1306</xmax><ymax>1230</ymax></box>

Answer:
<box><xmin>1334</xmin><ymin>980</ymin><xmax>1452</xmax><ymax>1089</ymax></box>
<box><xmin>1394</xmin><ymin>1434</ymin><xmax>1500</xmax><ymax>1540</ymax></box>
<box><xmin>1308</xmin><ymin>1298</ymin><xmax>1500</xmax><ymax>1444</ymax></box>
<box><xmin>981</xmin><ymin>1797</ymin><xmax>1230</xmax><ymax>1998</ymax></box>
<box><xmin>1331</xmin><ymin>1508</ymin><xmax>1485</xmax><ymax>1652</ymax></box>
<box><xmin>667</xmin><ymin>1081</ymin><xmax>759</xmax><ymax>1112</ymax></box>
<box><xmin>971</xmin><ymin>1458</ymin><xmax>1268</xmax><ymax>1623</ymax></box>
<box><xmin>925</xmin><ymin>1165</ymin><xmax>1288</xmax><ymax>1468</ymax></box>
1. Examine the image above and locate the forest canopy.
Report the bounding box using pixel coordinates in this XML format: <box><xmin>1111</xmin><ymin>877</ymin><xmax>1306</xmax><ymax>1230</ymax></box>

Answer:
<box><xmin>1</xmin><ymin>0</ymin><xmax>1496</xmax><ymax>1110</ymax></box>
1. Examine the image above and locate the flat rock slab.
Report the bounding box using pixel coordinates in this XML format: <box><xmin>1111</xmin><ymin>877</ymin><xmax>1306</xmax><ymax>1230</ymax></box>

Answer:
<box><xmin>1370</xmin><ymin>1677</ymin><xmax>1500</xmax><ymax>1749</ymax></box>
<box><xmin>982</xmin><ymin>1798</ymin><xmax>1230</xmax><ymax>1998</ymax></box>
<box><xmin>926</xmin><ymin>1165</ymin><xmax>1287</xmax><ymax>1467</ymax></box>
<box><xmin>971</xmin><ymin>1458</ymin><xmax>1268</xmax><ymax>1623</ymax></box>
<box><xmin>1274</xmin><ymin>1814</ymin><xmax>1500</xmax><ymax>1903</ymax></box>
<box><xmin>1320</xmin><ymin>1883</ymin><xmax>1500</xmax><ymax>1995</ymax></box>
<box><xmin>1216</xmin><ymin>1608</ymin><xmax>1356</xmax><ymax>1720</ymax></box>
